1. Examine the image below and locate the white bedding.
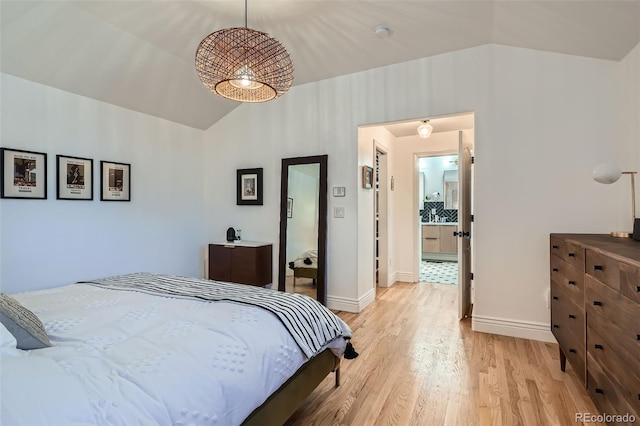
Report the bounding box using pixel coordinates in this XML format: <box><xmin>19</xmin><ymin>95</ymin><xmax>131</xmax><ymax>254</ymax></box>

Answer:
<box><xmin>1</xmin><ymin>282</ymin><xmax>333</xmax><ymax>426</ymax></box>
<box><xmin>290</xmin><ymin>249</ymin><xmax>318</xmax><ymax>269</ymax></box>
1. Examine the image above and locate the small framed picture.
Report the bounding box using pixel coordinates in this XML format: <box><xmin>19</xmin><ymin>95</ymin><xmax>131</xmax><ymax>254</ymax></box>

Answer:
<box><xmin>287</xmin><ymin>197</ymin><xmax>293</xmax><ymax>218</ymax></box>
<box><xmin>362</xmin><ymin>165</ymin><xmax>374</xmax><ymax>189</ymax></box>
<box><xmin>57</xmin><ymin>155</ymin><xmax>93</xmax><ymax>200</ymax></box>
<box><xmin>1</xmin><ymin>147</ymin><xmax>47</xmax><ymax>199</ymax></box>
<box><xmin>237</xmin><ymin>168</ymin><xmax>263</xmax><ymax>205</ymax></box>
<box><xmin>100</xmin><ymin>160</ymin><xmax>130</xmax><ymax>201</ymax></box>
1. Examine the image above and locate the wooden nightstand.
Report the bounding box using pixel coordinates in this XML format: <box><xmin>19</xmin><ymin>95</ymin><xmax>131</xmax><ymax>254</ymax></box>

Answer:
<box><xmin>208</xmin><ymin>242</ymin><xmax>272</xmax><ymax>287</ymax></box>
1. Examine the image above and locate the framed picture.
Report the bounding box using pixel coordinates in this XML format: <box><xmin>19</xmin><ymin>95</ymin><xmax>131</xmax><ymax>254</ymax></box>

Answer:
<box><xmin>362</xmin><ymin>165</ymin><xmax>374</xmax><ymax>189</ymax></box>
<box><xmin>287</xmin><ymin>197</ymin><xmax>293</xmax><ymax>218</ymax></box>
<box><xmin>57</xmin><ymin>155</ymin><xmax>93</xmax><ymax>200</ymax></box>
<box><xmin>100</xmin><ymin>160</ymin><xmax>130</xmax><ymax>201</ymax></box>
<box><xmin>237</xmin><ymin>168</ymin><xmax>263</xmax><ymax>205</ymax></box>
<box><xmin>1</xmin><ymin>147</ymin><xmax>47</xmax><ymax>199</ymax></box>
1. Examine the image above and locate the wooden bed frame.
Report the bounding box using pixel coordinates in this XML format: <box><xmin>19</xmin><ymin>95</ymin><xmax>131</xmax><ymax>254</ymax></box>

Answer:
<box><xmin>241</xmin><ymin>349</ymin><xmax>340</xmax><ymax>425</ymax></box>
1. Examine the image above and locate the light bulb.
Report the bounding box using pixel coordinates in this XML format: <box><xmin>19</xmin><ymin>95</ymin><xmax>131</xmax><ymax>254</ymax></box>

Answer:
<box><xmin>230</xmin><ymin>65</ymin><xmax>264</xmax><ymax>90</ymax></box>
<box><xmin>417</xmin><ymin>121</ymin><xmax>433</xmax><ymax>138</ymax></box>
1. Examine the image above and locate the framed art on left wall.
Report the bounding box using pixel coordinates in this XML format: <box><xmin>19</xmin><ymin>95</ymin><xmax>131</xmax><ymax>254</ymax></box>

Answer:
<box><xmin>1</xmin><ymin>147</ymin><xmax>47</xmax><ymax>199</ymax></box>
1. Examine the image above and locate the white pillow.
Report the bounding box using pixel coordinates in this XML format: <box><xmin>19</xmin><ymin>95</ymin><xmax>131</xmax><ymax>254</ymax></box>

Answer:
<box><xmin>0</xmin><ymin>322</ymin><xmax>25</xmax><ymax>357</ymax></box>
<box><xmin>0</xmin><ymin>322</ymin><xmax>17</xmax><ymax>349</ymax></box>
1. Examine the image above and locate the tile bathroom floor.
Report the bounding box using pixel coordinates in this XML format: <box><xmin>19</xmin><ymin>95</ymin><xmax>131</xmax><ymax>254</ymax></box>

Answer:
<box><xmin>420</xmin><ymin>261</ymin><xmax>458</xmax><ymax>285</ymax></box>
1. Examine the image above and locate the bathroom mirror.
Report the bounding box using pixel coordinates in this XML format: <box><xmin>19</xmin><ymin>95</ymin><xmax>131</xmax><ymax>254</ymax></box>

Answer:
<box><xmin>278</xmin><ymin>155</ymin><xmax>327</xmax><ymax>305</ymax></box>
<box><xmin>444</xmin><ymin>170</ymin><xmax>459</xmax><ymax>210</ymax></box>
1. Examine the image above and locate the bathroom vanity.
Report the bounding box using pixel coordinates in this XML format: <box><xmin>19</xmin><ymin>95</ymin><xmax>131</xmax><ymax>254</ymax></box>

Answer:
<box><xmin>421</xmin><ymin>222</ymin><xmax>458</xmax><ymax>261</ymax></box>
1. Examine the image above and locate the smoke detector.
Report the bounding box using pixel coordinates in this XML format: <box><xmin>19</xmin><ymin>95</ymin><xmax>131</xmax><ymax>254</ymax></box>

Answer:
<box><xmin>373</xmin><ymin>25</ymin><xmax>392</xmax><ymax>38</ymax></box>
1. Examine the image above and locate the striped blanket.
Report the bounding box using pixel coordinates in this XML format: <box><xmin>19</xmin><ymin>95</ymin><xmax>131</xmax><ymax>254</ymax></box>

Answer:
<box><xmin>80</xmin><ymin>273</ymin><xmax>351</xmax><ymax>359</ymax></box>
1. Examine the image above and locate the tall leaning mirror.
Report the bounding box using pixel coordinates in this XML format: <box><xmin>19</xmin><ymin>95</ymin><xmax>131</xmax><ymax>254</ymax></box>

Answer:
<box><xmin>278</xmin><ymin>155</ymin><xmax>327</xmax><ymax>305</ymax></box>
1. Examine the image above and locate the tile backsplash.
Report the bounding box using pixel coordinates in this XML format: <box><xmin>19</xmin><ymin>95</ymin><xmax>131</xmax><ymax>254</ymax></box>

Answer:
<box><xmin>420</xmin><ymin>201</ymin><xmax>458</xmax><ymax>223</ymax></box>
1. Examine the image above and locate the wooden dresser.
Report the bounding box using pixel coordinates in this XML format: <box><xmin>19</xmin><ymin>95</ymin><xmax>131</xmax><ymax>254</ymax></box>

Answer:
<box><xmin>208</xmin><ymin>242</ymin><xmax>272</xmax><ymax>287</ymax></box>
<box><xmin>550</xmin><ymin>234</ymin><xmax>640</xmax><ymax>422</ymax></box>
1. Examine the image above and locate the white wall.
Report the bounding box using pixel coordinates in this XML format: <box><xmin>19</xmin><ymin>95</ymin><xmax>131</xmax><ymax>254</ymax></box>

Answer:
<box><xmin>0</xmin><ymin>74</ymin><xmax>205</xmax><ymax>293</ymax></box>
<box><xmin>617</xmin><ymin>42</ymin><xmax>640</xmax><ymax>211</ymax></box>
<box><xmin>203</xmin><ymin>44</ymin><xmax>635</xmax><ymax>343</ymax></box>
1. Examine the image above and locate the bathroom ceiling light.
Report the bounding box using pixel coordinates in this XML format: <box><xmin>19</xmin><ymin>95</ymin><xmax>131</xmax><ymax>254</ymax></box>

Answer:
<box><xmin>593</xmin><ymin>163</ymin><xmax>637</xmax><ymax>238</ymax></box>
<box><xmin>417</xmin><ymin>120</ymin><xmax>433</xmax><ymax>138</ymax></box>
<box><xmin>195</xmin><ymin>0</ymin><xmax>294</xmax><ymax>102</ymax></box>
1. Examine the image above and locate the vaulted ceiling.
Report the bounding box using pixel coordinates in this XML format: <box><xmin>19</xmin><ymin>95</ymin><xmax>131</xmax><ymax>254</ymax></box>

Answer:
<box><xmin>2</xmin><ymin>1</ymin><xmax>639</xmax><ymax>130</ymax></box>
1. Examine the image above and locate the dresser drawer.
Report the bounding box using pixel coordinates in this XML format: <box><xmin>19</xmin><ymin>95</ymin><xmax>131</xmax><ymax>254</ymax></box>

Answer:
<box><xmin>586</xmin><ymin>275</ymin><xmax>640</xmax><ymax>348</ymax></box>
<box><xmin>587</xmin><ymin>324</ymin><xmax>640</xmax><ymax>416</ymax></box>
<box><xmin>620</xmin><ymin>261</ymin><xmax>640</xmax><ymax>305</ymax></box>
<box><xmin>551</xmin><ymin>255</ymin><xmax>585</xmax><ymax>297</ymax></box>
<box><xmin>586</xmin><ymin>249</ymin><xmax>624</xmax><ymax>292</ymax></box>
<box><xmin>550</xmin><ymin>237</ymin><xmax>585</xmax><ymax>271</ymax></box>
<box><xmin>551</xmin><ymin>287</ymin><xmax>585</xmax><ymax>383</ymax></box>
<box><xmin>587</xmin><ymin>353</ymin><xmax>638</xmax><ymax>425</ymax></box>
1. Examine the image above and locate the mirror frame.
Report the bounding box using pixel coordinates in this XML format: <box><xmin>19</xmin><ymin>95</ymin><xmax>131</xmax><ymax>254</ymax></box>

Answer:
<box><xmin>278</xmin><ymin>155</ymin><xmax>328</xmax><ymax>305</ymax></box>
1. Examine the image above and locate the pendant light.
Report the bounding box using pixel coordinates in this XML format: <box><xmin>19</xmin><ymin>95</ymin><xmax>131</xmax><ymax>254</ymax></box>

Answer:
<box><xmin>195</xmin><ymin>0</ymin><xmax>294</xmax><ymax>102</ymax></box>
<box><xmin>417</xmin><ymin>120</ymin><xmax>433</xmax><ymax>138</ymax></box>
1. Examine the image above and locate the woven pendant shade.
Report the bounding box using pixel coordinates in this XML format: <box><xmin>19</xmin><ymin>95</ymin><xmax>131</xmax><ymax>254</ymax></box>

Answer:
<box><xmin>195</xmin><ymin>27</ymin><xmax>294</xmax><ymax>103</ymax></box>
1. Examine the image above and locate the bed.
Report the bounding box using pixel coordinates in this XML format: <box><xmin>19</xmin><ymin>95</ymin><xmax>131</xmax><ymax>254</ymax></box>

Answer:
<box><xmin>288</xmin><ymin>250</ymin><xmax>318</xmax><ymax>287</ymax></box>
<box><xmin>0</xmin><ymin>273</ymin><xmax>354</xmax><ymax>426</ymax></box>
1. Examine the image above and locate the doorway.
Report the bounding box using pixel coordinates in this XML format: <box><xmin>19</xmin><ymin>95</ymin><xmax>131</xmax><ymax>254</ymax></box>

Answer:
<box><xmin>414</xmin><ymin>128</ymin><xmax>474</xmax><ymax>319</ymax></box>
<box><xmin>418</xmin><ymin>153</ymin><xmax>459</xmax><ymax>285</ymax></box>
<box><xmin>358</xmin><ymin>112</ymin><xmax>474</xmax><ymax>319</ymax></box>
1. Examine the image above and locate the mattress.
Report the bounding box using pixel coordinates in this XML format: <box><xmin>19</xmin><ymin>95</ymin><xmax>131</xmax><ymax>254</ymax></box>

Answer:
<box><xmin>1</xmin><ymin>277</ymin><xmax>349</xmax><ymax>425</ymax></box>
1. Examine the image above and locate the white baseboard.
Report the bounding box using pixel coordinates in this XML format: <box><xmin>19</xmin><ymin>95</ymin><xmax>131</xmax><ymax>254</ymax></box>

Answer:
<box><xmin>327</xmin><ymin>288</ymin><xmax>376</xmax><ymax>313</ymax></box>
<box><xmin>394</xmin><ymin>271</ymin><xmax>415</xmax><ymax>283</ymax></box>
<box><xmin>472</xmin><ymin>315</ymin><xmax>556</xmax><ymax>343</ymax></box>
<box><xmin>378</xmin><ymin>272</ymin><xmax>397</xmax><ymax>288</ymax></box>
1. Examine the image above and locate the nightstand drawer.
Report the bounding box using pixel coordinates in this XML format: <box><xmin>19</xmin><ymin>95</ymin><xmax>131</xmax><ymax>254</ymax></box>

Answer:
<box><xmin>550</xmin><ymin>237</ymin><xmax>585</xmax><ymax>271</ymax></box>
<box><xmin>551</xmin><ymin>255</ymin><xmax>584</xmax><ymax>297</ymax></box>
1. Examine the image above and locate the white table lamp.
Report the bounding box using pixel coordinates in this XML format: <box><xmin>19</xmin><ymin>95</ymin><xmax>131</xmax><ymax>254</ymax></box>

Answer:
<box><xmin>593</xmin><ymin>163</ymin><xmax>637</xmax><ymax>238</ymax></box>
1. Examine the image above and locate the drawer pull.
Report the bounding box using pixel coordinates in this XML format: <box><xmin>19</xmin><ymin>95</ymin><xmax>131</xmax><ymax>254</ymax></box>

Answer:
<box><xmin>569</xmin><ymin>349</ymin><xmax>576</xmax><ymax>354</ymax></box>
<box><xmin>552</xmin><ymin>268</ymin><xmax>558</xmax><ymax>272</ymax></box>
<box><xmin>568</xmin><ymin>314</ymin><xmax>576</xmax><ymax>319</ymax></box>
<box><xmin>552</xmin><ymin>245</ymin><xmax>559</xmax><ymax>249</ymax></box>
<box><xmin>595</xmin><ymin>388</ymin><xmax>604</xmax><ymax>394</ymax></box>
<box><xmin>593</xmin><ymin>301</ymin><xmax>602</xmax><ymax>306</ymax></box>
<box><xmin>568</xmin><ymin>253</ymin><xmax>575</xmax><ymax>257</ymax></box>
<box><xmin>568</xmin><ymin>281</ymin><xmax>576</xmax><ymax>286</ymax></box>
<box><xmin>553</xmin><ymin>324</ymin><xmax>560</xmax><ymax>329</ymax></box>
<box><xmin>594</xmin><ymin>265</ymin><xmax>603</xmax><ymax>271</ymax></box>
<box><xmin>636</xmin><ymin>286</ymin><xmax>640</xmax><ymax>292</ymax></box>
<box><xmin>594</xmin><ymin>344</ymin><xmax>603</xmax><ymax>350</ymax></box>
<box><xmin>637</xmin><ymin>334</ymin><xmax>640</xmax><ymax>341</ymax></box>
<box><xmin>552</xmin><ymin>296</ymin><xmax>559</xmax><ymax>300</ymax></box>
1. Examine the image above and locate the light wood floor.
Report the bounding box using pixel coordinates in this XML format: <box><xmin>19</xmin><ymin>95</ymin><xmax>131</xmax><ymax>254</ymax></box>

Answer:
<box><xmin>285</xmin><ymin>282</ymin><xmax>604</xmax><ymax>426</ymax></box>
<box><xmin>284</xmin><ymin>276</ymin><xmax>317</xmax><ymax>299</ymax></box>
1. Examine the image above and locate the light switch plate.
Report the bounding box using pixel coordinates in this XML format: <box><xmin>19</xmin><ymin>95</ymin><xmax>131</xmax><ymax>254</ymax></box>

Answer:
<box><xmin>334</xmin><ymin>207</ymin><xmax>345</xmax><ymax>218</ymax></box>
<box><xmin>332</xmin><ymin>186</ymin><xmax>346</xmax><ymax>197</ymax></box>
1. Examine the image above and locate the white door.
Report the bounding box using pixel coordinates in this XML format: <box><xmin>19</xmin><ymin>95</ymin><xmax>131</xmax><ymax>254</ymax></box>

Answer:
<box><xmin>458</xmin><ymin>131</ymin><xmax>473</xmax><ymax>319</ymax></box>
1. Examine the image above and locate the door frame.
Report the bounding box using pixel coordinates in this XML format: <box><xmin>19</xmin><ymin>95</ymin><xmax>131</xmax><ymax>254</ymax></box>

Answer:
<box><xmin>413</xmin><ymin>149</ymin><xmax>458</xmax><ymax>281</ymax></box>
<box><xmin>375</xmin><ymin>144</ymin><xmax>389</xmax><ymax>287</ymax></box>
